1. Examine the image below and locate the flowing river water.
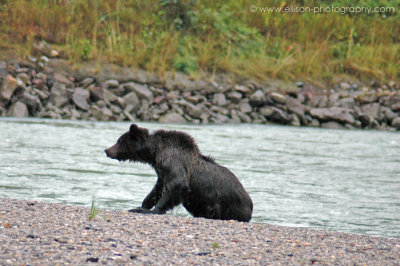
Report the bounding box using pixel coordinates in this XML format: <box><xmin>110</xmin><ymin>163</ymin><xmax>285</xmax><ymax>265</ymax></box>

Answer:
<box><xmin>0</xmin><ymin>118</ymin><xmax>399</xmax><ymax>238</ymax></box>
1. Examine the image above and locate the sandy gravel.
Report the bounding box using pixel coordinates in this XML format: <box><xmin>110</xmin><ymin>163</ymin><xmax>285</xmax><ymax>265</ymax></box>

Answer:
<box><xmin>0</xmin><ymin>198</ymin><xmax>399</xmax><ymax>265</ymax></box>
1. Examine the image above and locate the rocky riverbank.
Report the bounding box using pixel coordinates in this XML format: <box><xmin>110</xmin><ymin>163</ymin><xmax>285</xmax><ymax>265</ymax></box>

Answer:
<box><xmin>1</xmin><ymin>57</ymin><xmax>399</xmax><ymax>130</ymax></box>
<box><xmin>1</xmin><ymin>198</ymin><xmax>399</xmax><ymax>265</ymax></box>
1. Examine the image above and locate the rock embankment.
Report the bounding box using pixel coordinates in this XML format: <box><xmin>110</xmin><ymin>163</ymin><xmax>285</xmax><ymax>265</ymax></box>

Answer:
<box><xmin>1</xmin><ymin>198</ymin><xmax>399</xmax><ymax>265</ymax></box>
<box><xmin>1</xmin><ymin>58</ymin><xmax>399</xmax><ymax>130</ymax></box>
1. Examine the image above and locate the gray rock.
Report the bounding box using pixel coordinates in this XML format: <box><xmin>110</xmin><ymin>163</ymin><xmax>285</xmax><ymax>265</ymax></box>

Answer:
<box><xmin>239</xmin><ymin>102</ymin><xmax>252</xmax><ymax>113</ymax></box>
<box><xmin>340</xmin><ymin>82</ymin><xmax>351</xmax><ymax>90</ymax></box>
<box><xmin>72</xmin><ymin>88</ymin><xmax>90</xmax><ymax>111</ymax></box>
<box><xmin>358</xmin><ymin>92</ymin><xmax>377</xmax><ymax>104</ymax></box>
<box><xmin>270</xmin><ymin>92</ymin><xmax>286</xmax><ymax>104</ymax></box>
<box><xmin>109</xmin><ymin>104</ymin><xmax>122</xmax><ymax>115</ymax></box>
<box><xmin>237</xmin><ymin>111</ymin><xmax>252</xmax><ymax>123</ymax></box>
<box><xmin>210</xmin><ymin>113</ymin><xmax>229</xmax><ymax>124</ymax></box>
<box><xmin>19</xmin><ymin>92</ymin><xmax>41</xmax><ymax>114</ymax></box>
<box><xmin>105</xmin><ymin>79</ymin><xmax>119</xmax><ymax>88</ymax></box>
<box><xmin>103</xmin><ymin>89</ymin><xmax>118</xmax><ymax>104</ymax></box>
<box><xmin>233</xmin><ymin>85</ymin><xmax>251</xmax><ymax>94</ymax></box>
<box><xmin>90</xmin><ymin>105</ymin><xmax>115</xmax><ymax>121</ymax></box>
<box><xmin>259</xmin><ymin>106</ymin><xmax>274</xmax><ymax>117</ymax></box>
<box><xmin>286</xmin><ymin>97</ymin><xmax>306</xmax><ymax>118</ymax></box>
<box><xmin>33</xmin><ymin>88</ymin><xmax>49</xmax><ymax>101</ymax></box>
<box><xmin>158</xmin><ymin>112</ymin><xmax>186</xmax><ymax>124</ymax></box>
<box><xmin>17</xmin><ymin>73</ymin><xmax>30</xmax><ymax>85</ymax></box>
<box><xmin>249</xmin><ymin>90</ymin><xmax>265</xmax><ymax>107</ymax></box>
<box><xmin>290</xmin><ymin>114</ymin><xmax>301</xmax><ymax>126</ymax></box>
<box><xmin>122</xmin><ymin>92</ymin><xmax>140</xmax><ymax>111</ymax></box>
<box><xmin>310</xmin><ymin>107</ymin><xmax>354</xmax><ymax>124</ymax></box>
<box><xmin>213</xmin><ymin>93</ymin><xmax>227</xmax><ymax>106</ymax></box>
<box><xmin>80</xmin><ymin>77</ymin><xmax>94</xmax><ymax>87</ymax></box>
<box><xmin>123</xmin><ymin>82</ymin><xmax>153</xmax><ymax>103</ymax></box>
<box><xmin>1</xmin><ymin>75</ymin><xmax>20</xmax><ymax>101</ymax></box>
<box><xmin>50</xmin><ymin>82</ymin><xmax>69</xmax><ymax>107</ymax></box>
<box><xmin>229</xmin><ymin>110</ymin><xmax>241</xmax><ymax>123</ymax></box>
<box><xmin>391</xmin><ymin>117</ymin><xmax>400</xmax><ymax>130</ymax></box>
<box><xmin>361</xmin><ymin>103</ymin><xmax>380</xmax><ymax>120</ymax></box>
<box><xmin>268</xmin><ymin>107</ymin><xmax>292</xmax><ymax>124</ymax></box>
<box><xmin>335</xmin><ymin>97</ymin><xmax>355</xmax><ymax>109</ymax></box>
<box><xmin>88</xmin><ymin>85</ymin><xmax>104</xmax><ymax>101</ymax></box>
<box><xmin>310</xmin><ymin>119</ymin><xmax>320</xmax><ymax>127</ymax></box>
<box><xmin>227</xmin><ymin>91</ymin><xmax>242</xmax><ymax>103</ymax></box>
<box><xmin>185</xmin><ymin>102</ymin><xmax>203</xmax><ymax>119</ymax></box>
<box><xmin>381</xmin><ymin>107</ymin><xmax>397</xmax><ymax>123</ymax></box>
<box><xmin>54</xmin><ymin>73</ymin><xmax>72</xmax><ymax>86</ymax></box>
<box><xmin>8</xmin><ymin>101</ymin><xmax>29</xmax><ymax>117</ymax></box>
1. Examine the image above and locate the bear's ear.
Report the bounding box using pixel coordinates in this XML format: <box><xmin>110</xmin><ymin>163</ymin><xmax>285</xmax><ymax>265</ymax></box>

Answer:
<box><xmin>130</xmin><ymin>124</ymin><xmax>140</xmax><ymax>135</ymax></box>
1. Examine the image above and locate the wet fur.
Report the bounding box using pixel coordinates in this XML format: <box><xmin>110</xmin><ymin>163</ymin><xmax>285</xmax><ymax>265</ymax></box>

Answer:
<box><xmin>105</xmin><ymin>124</ymin><xmax>253</xmax><ymax>222</ymax></box>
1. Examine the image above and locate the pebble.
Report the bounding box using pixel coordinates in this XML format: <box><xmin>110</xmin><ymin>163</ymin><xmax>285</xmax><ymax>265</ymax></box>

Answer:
<box><xmin>0</xmin><ymin>198</ymin><xmax>399</xmax><ymax>265</ymax></box>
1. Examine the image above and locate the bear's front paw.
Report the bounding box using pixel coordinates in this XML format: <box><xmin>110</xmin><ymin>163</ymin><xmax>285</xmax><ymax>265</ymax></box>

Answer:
<box><xmin>128</xmin><ymin>207</ymin><xmax>151</xmax><ymax>213</ymax></box>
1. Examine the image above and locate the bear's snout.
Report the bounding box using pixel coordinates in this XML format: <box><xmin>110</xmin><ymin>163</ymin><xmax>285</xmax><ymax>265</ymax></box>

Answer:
<box><xmin>104</xmin><ymin>145</ymin><xmax>117</xmax><ymax>159</ymax></box>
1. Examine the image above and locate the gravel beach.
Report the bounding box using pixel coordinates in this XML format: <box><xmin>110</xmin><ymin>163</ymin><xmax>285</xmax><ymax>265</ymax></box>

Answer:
<box><xmin>1</xmin><ymin>198</ymin><xmax>399</xmax><ymax>265</ymax></box>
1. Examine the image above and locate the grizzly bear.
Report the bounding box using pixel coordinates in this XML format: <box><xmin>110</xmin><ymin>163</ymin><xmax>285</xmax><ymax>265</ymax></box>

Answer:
<box><xmin>105</xmin><ymin>124</ymin><xmax>253</xmax><ymax>222</ymax></box>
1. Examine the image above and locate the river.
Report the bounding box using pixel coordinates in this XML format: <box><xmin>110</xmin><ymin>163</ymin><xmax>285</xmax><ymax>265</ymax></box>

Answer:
<box><xmin>0</xmin><ymin>118</ymin><xmax>399</xmax><ymax>238</ymax></box>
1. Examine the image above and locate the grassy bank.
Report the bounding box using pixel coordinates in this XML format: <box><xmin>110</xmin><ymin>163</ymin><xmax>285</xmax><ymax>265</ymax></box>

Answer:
<box><xmin>0</xmin><ymin>0</ymin><xmax>399</xmax><ymax>82</ymax></box>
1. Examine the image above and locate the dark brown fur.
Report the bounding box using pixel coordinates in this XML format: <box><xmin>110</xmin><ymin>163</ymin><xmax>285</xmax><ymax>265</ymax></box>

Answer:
<box><xmin>105</xmin><ymin>124</ymin><xmax>253</xmax><ymax>222</ymax></box>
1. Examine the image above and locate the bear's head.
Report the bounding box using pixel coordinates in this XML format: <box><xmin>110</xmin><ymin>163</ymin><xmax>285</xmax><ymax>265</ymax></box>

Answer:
<box><xmin>105</xmin><ymin>124</ymin><xmax>150</xmax><ymax>162</ymax></box>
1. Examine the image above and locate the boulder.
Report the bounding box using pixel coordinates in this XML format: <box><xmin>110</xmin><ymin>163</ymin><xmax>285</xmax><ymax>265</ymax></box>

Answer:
<box><xmin>8</xmin><ymin>101</ymin><xmax>29</xmax><ymax>117</ymax></box>
<box><xmin>270</xmin><ymin>92</ymin><xmax>286</xmax><ymax>104</ymax></box>
<box><xmin>391</xmin><ymin>117</ymin><xmax>400</xmax><ymax>130</ymax></box>
<box><xmin>227</xmin><ymin>91</ymin><xmax>242</xmax><ymax>103</ymax></box>
<box><xmin>105</xmin><ymin>79</ymin><xmax>119</xmax><ymax>88</ymax></box>
<box><xmin>50</xmin><ymin>82</ymin><xmax>69</xmax><ymax>107</ymax></box>
<box><xmin>210</xmin><ymin>113</ymin><xmax>229</xmax><ymax>124</ymax></box>
<box><xmin>90</xmin><ymin>105</ymin><xmax>115</xmax><ymax>121</ymax></box>
<box><xmin>158</xmin><ymin>112</ymin><xmax>186</xmax><ymax>124</ymax></box>
<box><xmin>310</xmin><ymin>107</ymin><xmax>354</xmax><ymax>124</ymax></box>
<box><xmin>249</xmin><ymin>90</ymin><xmax>265</xmax><ymax>107</ymax></box>
<box><xmin>381</xmin><ymin>107</ymin><xmax>397</xmax><ymax>123</ymax></box>
<box><xmin>259</xmin><ymin>106</ymin><xmax>274</xmax><ymax>117</ymax></box>
<box><xmin>1</xmin><ymin>75</ymin><xmax>20</xmax><ymax>101</ymax></box>
<box><xmin>122</xmin><ymin>92</ymin><xmax>140</xmax><ymax>111</ymax></box>
<box><xmin>72</xmin><ymin>87</ymin><xmax>90</xmax><ymax>111</ymax></box>
<box><xmin>185</xmin><ymin>102</ymin><xmax>203</xmax><ymax>119</ymax></box>
<box><xmin>261</xmin><ymin>106</ymin><xmax>291</xmax><ymax>124</ymax></box>
<box><xmin>19</xmin><ymin>92</ymin><xmax>41</xmax><ymax>114</ymax></box>
<box><xmin>213</xmin><ymin>93</ymin><xmax>227</xmax><ymax>106</ymax></box>
<box><xmin>286</xmin><ymin>97</ymin><xmax>306</xmax><ymax>118</ymax></box>
<box><xmin>335</xmin><ymin>97</ymin><xmax>356</xmax><ymax>109</ymax></box>
<box><xmin>237</xmin><ymin>111</ymin><xmax>252</xmax><ymax>123</ymax></box>
<box><xmin>123</xmin><ymin>82</ymin><xmax>153</xmax><ymax>103</ymax></box>
<box><xmin>17</xmin><ymin>73</ymin><xmax>30</xmax><ymax>85</ymax></box>
<box><xmin>103</xmin><ymin>89</ymin><xmax>118</xmax><ymax>104</ymax></box>
<box><xmin>80</xmin><ymin>77</ymin><xmax>94</xmax><ymax>87</ymax></box>
<box><xmin>239</xmin><ymin>102</ymin><xmax>252</xmax><ymax>113</ymax></box>
<box><xmin>88</xmin><ymin>85</ymin><xmax>104</xmax><ymax>101</ymax></box>
<box><xmin>290</xmin><ymin>114</ymin><xmax>301</xmax><ymax>126</ymax></box>
<box><xmin>54</xmin><ymin>73</ymin><xmax>73</xmax><ymax>86</ymax></box>
<box><xmin>361</xmin><ymin>103</ymin><xmax>380</xmax><ymax>120</ymax></box>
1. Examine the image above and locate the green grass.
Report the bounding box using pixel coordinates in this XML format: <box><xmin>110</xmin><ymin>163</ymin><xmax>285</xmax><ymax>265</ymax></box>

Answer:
<box><xmin>0</xmin><ymin>0</ymin><xmax>399</xmax><ymax>82</ymax></box>
<box><xmin>89</xmin><ymin>195</ymin><xmax>99</xmax><ymax>221</ymax></box>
